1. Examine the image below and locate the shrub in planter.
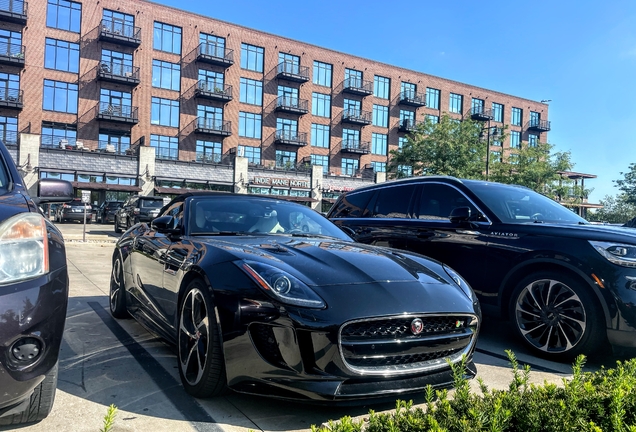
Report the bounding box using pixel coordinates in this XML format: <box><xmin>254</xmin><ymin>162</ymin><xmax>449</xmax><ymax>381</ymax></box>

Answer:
<box><xmin>313</xmin><ymin>351</ymin><xmax>636</xmax><ymax>432</ymax></box>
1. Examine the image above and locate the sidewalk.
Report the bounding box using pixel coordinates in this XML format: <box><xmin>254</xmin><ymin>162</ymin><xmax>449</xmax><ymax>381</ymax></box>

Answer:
<box><xmin>52</xmin><ymin>221</ymin><xmax>120</xmax><ymax>243</ymax></box>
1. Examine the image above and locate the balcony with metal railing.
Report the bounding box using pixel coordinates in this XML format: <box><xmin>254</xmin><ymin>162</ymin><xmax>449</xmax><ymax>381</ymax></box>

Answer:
<box><xmin>194</xmin><ymin>80</ymin><xmax>233</xmax><ymax>102</ymax></box>
<box><xmin>97</xmin><ymin>61</ymin><xmax>140</xmax><ymax>86</ymax></box>
<box><xmin>273</xmin><ymin>129</ymin><xmax>307</xmax><ymax>147</ymax></box>
<box><xmin>194</xmin><ymin>117</ymin><xmax>232</xmax><ymax>137</ymax></box>
<box><xmin>196</xmin><ymin>42</ymin><xmax>234</xmax><ymax>67</ymax></box>
<box><xmin>0</xmin><ymin>88</ymin><xmax>22</xmax><ymax>109</ymax></box>
<box><xmin>526</xmin><ymin>119</ymin><xmax>551</xmax><ymax>132</ymax></box>
<box><xmin>469</xmin><ymin>106</ymin><xmax>494</xmax><ymax>121</ymax></box>
<box><xmin>341</xmin><ymin>139</ymin><xmax>370</xmax><ymax>154</ymax></box>
<box><xmin>398</xmin><ymin>118</ymin><xmax>419</xmax><ymax>133</ymax></box>
<box><xmin>274</xmin><ymin>95</ymin><xmax>309</xmax><ymax>115</ymax></box>
<box><xmin>0</xmin><ymin>42</ymin><xmax>24</xmax><ymax>66</ymax></box>
<box><xmin>1</xmin><ymin>130</ymin><xmax>17</xmax><ymax>145</ymax></box>
<box><xmin>99</xmin><ymin>19</ymin><xmax>141</xmax><ymax>46</ymax></box>
<box><xmin>398</xmin><ymin>91</ymin><xmax>426</xmax><ymax>107</ymax></box>
<box><xmin>95</xmin><ymin>102</ymin><xmax>139</xmax><ymax>124</ymax></box>
<box><xmin>276</xmin><ymin>62</ymin><xmax>309</xmax><ymax>83</ymax></box>
<box><xmin>0</xmin><ymin>0</ymin><xmax>27</xmax><ymax>23</ymax></box>
<box><xmin>342</xmin><ymin>108</ymin><xmax>372</xmax><ymax>125</ymax></box>
<box><xmin>342</xmin><ymin>78</ymin><xmax>373</xmax><ymax>96</ymax></box>
<box><xmin>97</xmin><ymin>140</ymin><xmax>131</xmax><ymax>155</ymax></box>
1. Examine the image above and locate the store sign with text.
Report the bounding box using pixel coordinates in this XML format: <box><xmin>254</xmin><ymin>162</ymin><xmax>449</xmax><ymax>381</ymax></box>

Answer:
<box><xmin>252</xmin><ymin>176</ymin><xmax>311</xmax><ymax>189</ymax></box>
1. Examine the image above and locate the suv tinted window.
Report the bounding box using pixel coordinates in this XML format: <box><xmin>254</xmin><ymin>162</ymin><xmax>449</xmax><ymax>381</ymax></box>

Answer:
<box><xmin>0</xmin><ymin>155</ymin><xmax>8</xmax><ymax>192</ymax></box>
<box><xmin>329</xmin><ymin>190</ymin><xmax>374</xmax><ymax>218</ymax></box>
<box><xmin>418</xmin><ymin>184</ymin><xmax>477</xmax><ymax>220</ymax></box>
<box><xmin>140</xmin><ymin>198</ymin><xmax>164</xmax><ymax>208</ymax></box>
<box><xmin>371</xmin><ymin>184</ymin><xmax>416</xmax><ymax>218</ymax></box>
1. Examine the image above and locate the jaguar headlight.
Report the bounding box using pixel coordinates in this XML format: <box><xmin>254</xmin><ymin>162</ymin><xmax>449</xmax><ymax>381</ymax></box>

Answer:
<box><xmin>0</xmin><ymin>213</ymin><xmax>49</xmax><ymax>285</ymax></box>
<box><xmin>443</xmin><ymin>264</ymin><xmax>475</xmax><ymax>301</ymax></box>
<box><xmin>590</xmin><ymin>240</ymin><xmax>636</xmax><ymax>267</ymax></box>
<box><xmin>239</xmin><ymin>261</ymin><xmax>325</xmax><ymax>309</ymax></box>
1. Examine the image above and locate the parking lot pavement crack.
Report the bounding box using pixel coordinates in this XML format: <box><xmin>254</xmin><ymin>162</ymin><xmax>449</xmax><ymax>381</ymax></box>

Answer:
<box><xmin>67</xmin><ymin>257</ymin><xmax>108</xmax><ymax>296</ymax></box>
<box><xmin>87</xmin><ymin>301</ymin><xmax>226</xmax><ymax>431</ymax></box>
<box><xmin>222</xmin><ymin>398</ymin><xmax>263</xmax><ymax>432</ymax></box>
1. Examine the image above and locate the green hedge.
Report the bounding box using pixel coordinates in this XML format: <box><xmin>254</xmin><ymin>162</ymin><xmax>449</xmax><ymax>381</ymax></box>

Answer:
<box><xmin>313</xmin><ymin>351</ymin><xmax>636</xmax><ymax>432</ymax></box>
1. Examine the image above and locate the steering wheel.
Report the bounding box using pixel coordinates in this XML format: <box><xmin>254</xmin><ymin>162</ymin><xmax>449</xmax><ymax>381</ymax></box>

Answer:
<box><xmin>531</xmin><ymin>213</ymin><xmax>544</xmax><ymax>220</ymax></box>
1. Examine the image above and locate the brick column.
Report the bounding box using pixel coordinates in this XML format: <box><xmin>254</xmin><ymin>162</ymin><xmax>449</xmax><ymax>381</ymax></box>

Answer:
<box><xmin>138</xmin><ymin>146</ymin><xmax>156</xmax><ymax>196</ymax></box>
<box><xmin>18</xmin><ymin>133</ymin><xmax>41</xmax><ymax>196</ymax></box>
<box><xmin>310</xmin><ymin>165</ymin><xmax>323</xmax><ymax>211</ymax></box>
<box><xmin>234</xmin><ymin>156</ymin><xmax>248</xmax><ymax>194</ymax></box>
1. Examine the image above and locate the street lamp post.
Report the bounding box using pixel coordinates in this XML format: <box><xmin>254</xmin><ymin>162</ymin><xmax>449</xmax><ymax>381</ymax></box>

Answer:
<box><xmin>480</xmin><ymin>120</ymin><xmax>500</xmax><ymax>180</ymax></box>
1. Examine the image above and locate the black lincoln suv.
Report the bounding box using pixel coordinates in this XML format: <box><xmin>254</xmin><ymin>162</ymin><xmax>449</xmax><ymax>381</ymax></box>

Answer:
<box><xmin>328</xmin><ymin>176</ymin><xmax>636</xmax><ymax>360</ymax></box>
<box><xmin>114</xmin><ymin>195</ymin><xmax>164</xmax><ymax>233</ymax></box>
<box><xmin>0</xmin><ymin>140</ymin><xmax>73</xmax><ymax>425</ymax></box>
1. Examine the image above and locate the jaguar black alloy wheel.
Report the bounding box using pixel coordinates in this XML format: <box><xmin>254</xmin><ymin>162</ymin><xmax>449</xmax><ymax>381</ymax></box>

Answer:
<box><xmin>177</xmin><ymin>280</ymin><xmax>226</xmax><ymax>397</ymax></box>
<box><xmin>511</xmin><ymin>271</ymin><xmax>603</xmax><ymax>360</ymax></box>
<box><xmin>109</xmin><ymin>256</ymin><xmax>128</xmax><ymax>318</ymax></box>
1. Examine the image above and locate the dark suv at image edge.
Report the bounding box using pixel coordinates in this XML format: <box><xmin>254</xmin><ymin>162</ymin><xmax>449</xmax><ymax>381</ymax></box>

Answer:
<box><xmin>0</xmin><ymin>141</ymin><xmax>74</xmax><ymax>425</ymax></box>
<box><xmin>328</xmin><ymin>176</ymin><xmax>636</xmax><ymax>360</ymax></box>
<box><xmin>114</xmin><ymin>195</ymin><xmax>164</xmax><ymax>233</ymax></box>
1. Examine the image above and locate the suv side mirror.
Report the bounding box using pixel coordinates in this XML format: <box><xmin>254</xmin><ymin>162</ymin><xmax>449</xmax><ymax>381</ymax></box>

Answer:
<box><xmin>151</xmin><ymin>215</ymin><xmax>180</xmax><ymax>235</ymax></box>
<box><xmin>37</xmin><ymin>179</ymin><xmax>74</xmax><ymax>204</ymax></box>
<box><xmin>449</xmin><ymin>206</ymin><xmax>471</xmax><ymax>223</ymax></box>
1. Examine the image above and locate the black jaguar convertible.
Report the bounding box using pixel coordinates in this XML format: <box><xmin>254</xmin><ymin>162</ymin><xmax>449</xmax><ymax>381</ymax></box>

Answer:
<box><xmin>110</xmin><ymin>192</ymin><xmax>481</xmax><ymax>401</ymax></box>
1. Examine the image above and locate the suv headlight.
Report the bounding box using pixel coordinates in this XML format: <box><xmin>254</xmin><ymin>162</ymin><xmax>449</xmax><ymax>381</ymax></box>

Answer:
<box><xmin>0</xmin><ymin>213</ymin><xmax>49</xmax><ymax>284</ymax></box>
<box><xmin>589</xmin><ymin>240</ymin><xmax>636</xmax><ymax>267</ymax></box>
<box><xmin>443</xmin><ymin>264</ymin><xmax>475</xmax><ymax>301</ymax></box>
<box><xmin>238</xmin><ymin>261</ymin><xmax>325</xmax><ymax>309</ymax></box>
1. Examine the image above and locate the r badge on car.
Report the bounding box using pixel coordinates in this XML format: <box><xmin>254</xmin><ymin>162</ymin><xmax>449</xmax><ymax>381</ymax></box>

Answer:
<box><xmin>411</xmin><ymin>318</ymin><xmax>424</xmax><ymax>335</ymax></box>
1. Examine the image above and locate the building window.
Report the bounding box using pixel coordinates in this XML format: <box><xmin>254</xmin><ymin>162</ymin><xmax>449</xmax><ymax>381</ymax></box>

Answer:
<box><xmin>398</xmin><ymin>165</ymin><xmax>413</xmax><ymax>177</ymax></box>
<box><xmin>449</xmin><ymin>93</ymin><xmax>463</xmax><ymax>114</ymax></box>
<box><xmin>372</xmin><ymin>105</ymin><xmax>389</xmax><ymax>127</ymax></box>
<box><xmin>426</xmin><ymin>88</ymin><xmax>440</xmax><ymax>110</ymax></box>
<box><xmin>371</xmin><ymin>161</ymin><xmax>386</xmax><ymax>172</ymax></box>
<box><xmin>312</xmin><ymin>92</ymin><xmax>331</xmax><ymax>117</ymax></box>
<box><xmin>372</xmin><ymin>133</ymin><xmax>387</xmax><ymax>155</ymax></box>
<box><xmin>0</xmin><ymin>29</ymin><xmax>21</xmax><ymax>57</ymax></box>
<box><xmin>198</xmin><ymin>105</ymin><xmax>223</xmax><ymax>129</ymax></box>
<box><xmin>313</xmin><ymin>61</ymin><xmax>332</xmax><ymax>87</ymax></box>
<box><xmin>43</xmin><ymin>80</ymin><xmax>77</xmax><ymax>113</ymax></box>
<box><xmin>341</xmin><ymin>158</ymin><xmax>358</xmax><ymax>176</ymax></box>
<box><xmin>491</xmin><ymin>151</ymin><xmax>502</xmax><ymax>162</ymax></box>
<box><xmin>311</xmin><ymin>124</ymin><xmax>330</xmax><ymax>148</ymax></box>
<box><xmin>278</xmin><ymin>84</ymin><xmax>298</xmax><ymax>101</ymax></box>
<box><xmin>241</xmin><ymin>43</ymin><xmax>264</xmax><ymax>72</ymax></box>
<box><xmin>45</xmin><ymin>38</ymin><xmax>80</xmax><ymax>73</ymax></box>
<box><xmin>510</xmin><ymin>131</ymin><xmax>521</xmax><ymax>149</ymax></box>
<box><xmin>101</xmin><ymin>49</ymin><xmax>133</xmax><ymax>76</ymax></box>
<box><xmin>492</xmin><ymin>102</ymin><xmax>503</xmax><ymax>122</ymax></box>
<box><xmin>238</xmin><ymin>145</ymin><xmax>261</xmax><ymax>165</ymax></box>
<box><xmin>401</xmin><ymin>82</ymin><xmax>416</xmax><ymax>98</ymax></box>
<box><xmin>342</xmin><ymin>128</ymin><xmax>359</xmax><ymax>144</ymax></box>
<box><xmin>425</xmin><ymin>114</ymin><xmax>439</xmax><ymax>124</ymax></box>
<box><xmin>278</xmin><ymin>52</ymin><xmax>300</xmax><ymax>74</ymax></box>
<box><xmin>196</xmin><ymin>140</ymin><xmax>222</xmax><ymax>163</ymax></box>
<box><xmin>152</xmin><ymin>60</ymin><xmax>180</xmax><ymax>91</ymax></box>
<box><xmin>344</xmin><ymin>68</ymin><xmax>362</xmax><ymax>86</ymax></box>
<box><xmin>151</xmin><ymin>97</ymin><xmax>179</xmax><ymax>127</ymax></box>
<box><xmin>98</xmin><ymin>131</ymin><xmax>130</xmax><ymax>154</ymax></box>
<box><xmin>277</xmin><ymin>117</ymin><xmax>298</xmax><ymax>135</ymax></box>
<box><xmin>239</xmin><ymin>77</ymin><xmax>262</xmax><ymax>105</ymax></box>
<box><xmin>150</xmin><ymin>134</ymin><xmax>178</xmax><ymax>160</ymax></box>
<box><xmin>0</xmin><ymin>116</ymin><xmax>18</xmax><ymax>145</ymax></box>
<box><xmin>0</xmin><ymin>72</ymin><xmax>19</xmax><ymax>101</ymax></box>
<box><xmin>530</xmin><ymin>111</ymin><xmax>541</xmax><ymax>127</ymax></box>
<box><xmin>529</xmin><ymin>133</ymin><xmax>538</xmax><ymax>147</ymax></box>
<box><xmin>199</xmin><ymin>33</ymin><xmax>225</xmax><ymax>58</ymax></box>
<box><xmin>311</xmin><ymin>154</ymin><xmax>329</xmax><ymax>174</ymax></box>
<box><xmin>41</xmin><ymin>171</ymin><xmax>74</xmax><ymax>181</ymax></box>
<box><xmin>102</xmin><ymin>10</ymin><xmax>135</xmax><ymax>37</ymax></box>
<box><xmin>239</xmin><ymin>112</ymin><xmax>261</xmax><ymax>139</ymax></box>
<box><xmin>41</xmin><ymin>122</ymin><xmax>76</xmax><ymax>147</ymax></box>
<box><xmin>511</xmin><ymin>107</ymin><xmax>522</xmax><ymax>126</ymax></box>
<box><xmin>398</xmin><ymin>136</ymin><xmax>408</xmax><ymax>150</ymax></box>
<box><xmin>343</xmin><ymin>98</ymin><xmax>361</xmax><ymax>113</ymax></box>
<box><xmin>472</xmin><ymin>98</ymin><xmax>484</xmax><ymax>112</ymax></box>
<box><xmin>46</xmin><ymin>0</ymin><xmax>81</xmax><ymax>32</ymax></box>
<box><xmin>153</xmin><ymin>22</ymin><xmax>181</xmax><ymax>54</ymax></box>
<box><xmin>275</xmin><ymin>150</ymin><xmax>296</xmax><ymax>169</ymax></box>
<box><xmin>99</xmin><ymin>88</ymin><xmax>132</xmax><ymax>117</ymax></box>
<box><xmin>374</xmin><ymin>75</ymin><xmax>390</xmax><ymax>99</ymax></box>
<box><xmin>399</xmin><ymin>109</ymin><xmax>415</xmax><ymax>125</ymax></box>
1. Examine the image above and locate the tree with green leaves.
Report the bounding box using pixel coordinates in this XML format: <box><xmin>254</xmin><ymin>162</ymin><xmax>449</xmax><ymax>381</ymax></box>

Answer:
<box><xmin>591</xmin><ymin>194</ymin><xmax>636</xmax><ymax>224</ymax></box>
<box><xmin>614</xmin><ymin>163</ymin><xmax>636</xmax><ymax>205</ymax></box>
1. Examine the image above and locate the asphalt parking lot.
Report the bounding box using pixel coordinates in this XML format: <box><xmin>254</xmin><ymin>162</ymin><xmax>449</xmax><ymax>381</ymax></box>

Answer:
<box><xmin>8</xmin><ymin>221</ymin><xmax>630</xmax><ymax>432</ymax></box>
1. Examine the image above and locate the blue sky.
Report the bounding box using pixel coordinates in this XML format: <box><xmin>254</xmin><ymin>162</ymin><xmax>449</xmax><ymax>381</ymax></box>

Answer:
<box><xmin>158</xmin><ymin>0</ymin><xmax>636</xmax><ymax>203</ymax></box>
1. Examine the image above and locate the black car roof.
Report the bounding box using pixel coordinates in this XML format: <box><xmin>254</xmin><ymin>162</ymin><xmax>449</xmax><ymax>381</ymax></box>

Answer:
<box><xmin>342</xmin><ymin>176</ymin><xmax>530</xmax><ymax>195</ymax></box>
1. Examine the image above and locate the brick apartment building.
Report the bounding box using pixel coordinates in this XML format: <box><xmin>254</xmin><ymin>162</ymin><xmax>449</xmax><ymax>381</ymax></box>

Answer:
<box><xmin>0</xmin><ymin>0</ymin><xmax>551</xmax><ymax>211</ymax></box>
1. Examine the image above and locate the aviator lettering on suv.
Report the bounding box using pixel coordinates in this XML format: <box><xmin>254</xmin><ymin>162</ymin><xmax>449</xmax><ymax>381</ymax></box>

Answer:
<box><xmin>328</xmin><ymin>176</ymin><xmax>636</xmax><ymax>360</ymax></box>
<box><xmin>114</xmin><ymin>195</ymin><xmax>164</xmax><ymax>233</ymax></box>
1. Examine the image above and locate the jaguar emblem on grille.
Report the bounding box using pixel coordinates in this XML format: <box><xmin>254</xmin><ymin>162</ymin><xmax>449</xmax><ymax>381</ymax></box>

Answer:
<box><xmin>410</xmin><ymin>318</ymin><xmax>424</xmax><ymax>335</ymax></box>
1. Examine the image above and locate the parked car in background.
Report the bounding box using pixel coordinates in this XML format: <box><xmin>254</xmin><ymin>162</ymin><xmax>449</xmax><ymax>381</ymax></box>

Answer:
<box><xmin>55</xmin><ymin>198</ymin><xmax>91</xmax><ymax>224</ymax></box>
<box><xmin>110</xmin><ymin>193</ymin><xmax>480</xmax><ymax>401</ymax></box>
<box><xmin>96</xmin><ymin>200</ymin><xmax>123</xmax><ymax>224</ymax></box>
<box><xmin>0</xmin><ymin>140</ymin><xmax>74</xmax><ymax>425</ymax></box>
<box><xmin>328</xmin><ymin>176</ymin><xmax>636</xmax><ymax>361</ymax></box>
<box><xmin>114</xmin><ymin>195</ymin><xmax>164</xmax><ymax>233</ymax></box>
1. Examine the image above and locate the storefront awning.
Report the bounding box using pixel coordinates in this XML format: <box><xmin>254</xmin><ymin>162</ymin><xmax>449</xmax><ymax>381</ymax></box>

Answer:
<box><xmin>72</xmin><ymin>182</ymin><xmax>141</xmax><ymax>192</ymax></box>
